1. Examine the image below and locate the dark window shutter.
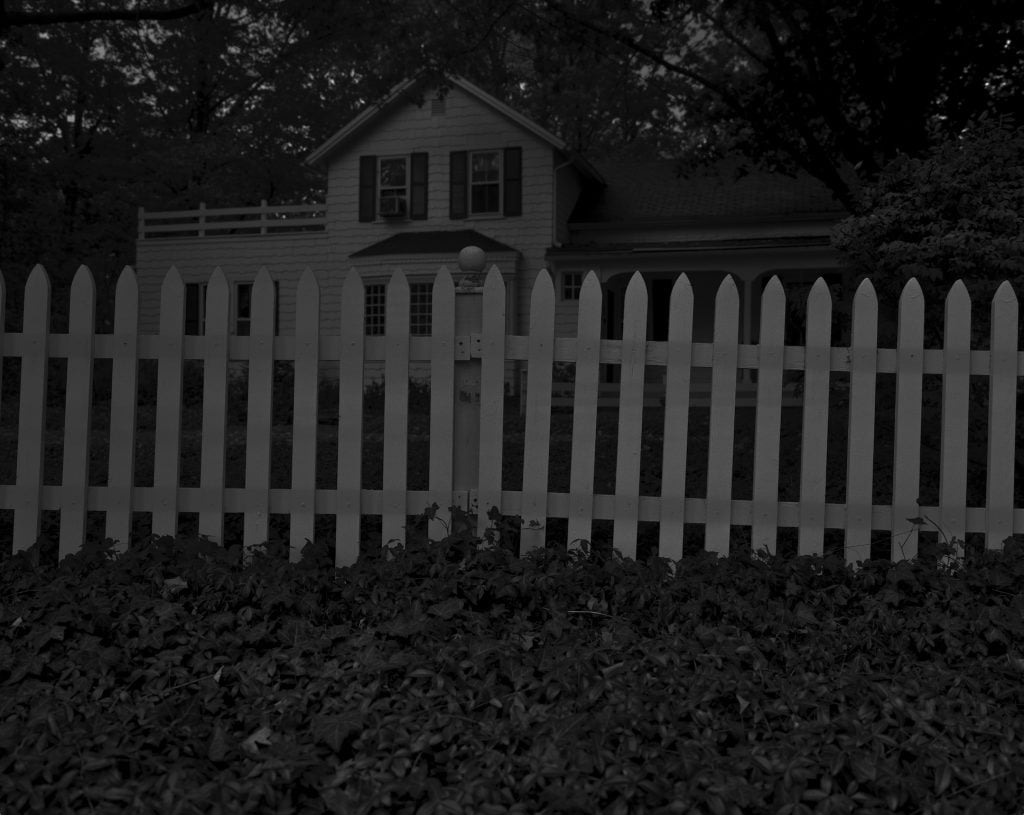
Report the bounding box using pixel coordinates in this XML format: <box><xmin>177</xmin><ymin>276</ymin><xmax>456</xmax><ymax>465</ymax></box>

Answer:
<box><xmin>359</xmin><ymin>155</ymin><xmax>377</xmax><ymax>222</ymax></box>
<box><xmin>410</xmin><ymin>152</ymin><xmax>428</xmax><ymax>220</ymax></box>
<box><xmin>503</xmin><ymin>147</ymin><xmax>522</xmax><ymax>216</ymax></box>
<box><xmin>450</xmin><ymin>151</ymin><xmax>468</xmax><ymax>220</ymax></box>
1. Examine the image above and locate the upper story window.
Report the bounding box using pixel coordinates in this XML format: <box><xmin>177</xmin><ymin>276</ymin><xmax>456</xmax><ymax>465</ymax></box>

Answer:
<box><xmin>450</xmin><ymin>146</ymin><xmax>522</xmax><ymax>220</ymax></box>
<box><xmin>378</xmin><ymin>157</ymin><xmax>408</xmax><ymax>217</ymax></box>
<box><xmin>359</xmin><ymin>153</ymin><xmax>428</xmax><ymax>222</ymax></box>
<box><xmin>470</xmin><ymin>150</ymin><xmax>501</xmax><ymax>214</ymax></box>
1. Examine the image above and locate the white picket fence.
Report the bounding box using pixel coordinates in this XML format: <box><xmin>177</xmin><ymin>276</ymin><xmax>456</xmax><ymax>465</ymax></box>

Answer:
<box><xmin>0</xmin><ymin>261</ymin><xmax>1020</xmax><ymax>566</ymax></box>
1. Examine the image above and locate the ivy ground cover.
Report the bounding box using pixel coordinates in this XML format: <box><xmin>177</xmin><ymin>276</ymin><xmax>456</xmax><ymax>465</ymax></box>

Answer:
<box><xmin>2</xmin><ymin>533</ymin><xmax>1023</xmax><ymax>814</ymax></box>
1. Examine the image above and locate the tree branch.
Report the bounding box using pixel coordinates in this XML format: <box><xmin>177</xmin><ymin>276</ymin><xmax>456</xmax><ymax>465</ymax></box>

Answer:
<box><xmin>1</xmin><ymin>1</ymin><xmax>212</xmax><ymax>33</ymax></box>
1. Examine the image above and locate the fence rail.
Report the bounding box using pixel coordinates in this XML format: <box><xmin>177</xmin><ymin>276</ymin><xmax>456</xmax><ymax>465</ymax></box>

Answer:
<box><xmin>0</xmin><ymin>262</ymin><xmax>1021</xmax><ymax>567</ymax></box>
<box><xmin>138</xmin><ymin>202</ymin><xmax>327</xmax><ymax>239</ymax></box>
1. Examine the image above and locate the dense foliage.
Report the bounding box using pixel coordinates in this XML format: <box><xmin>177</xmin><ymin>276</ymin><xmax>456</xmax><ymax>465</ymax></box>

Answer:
<box><xmin>2</xmin><ymin>526</ymin><xmax>1023</xmax><ymax>814</ymax></box>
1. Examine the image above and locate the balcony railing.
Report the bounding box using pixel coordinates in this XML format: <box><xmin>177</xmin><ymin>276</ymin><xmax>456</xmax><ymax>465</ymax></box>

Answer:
<box><xmin>138</xmin><ymin>201</ymin><xmax>327</xmax><ymax>239</ymax></box>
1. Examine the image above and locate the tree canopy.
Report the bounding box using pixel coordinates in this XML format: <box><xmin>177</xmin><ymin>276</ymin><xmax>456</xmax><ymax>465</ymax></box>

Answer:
<box><xmin>1</xmin><ymin>0</ymin><xmax>1022</xmax><ymax>326</ymax></box>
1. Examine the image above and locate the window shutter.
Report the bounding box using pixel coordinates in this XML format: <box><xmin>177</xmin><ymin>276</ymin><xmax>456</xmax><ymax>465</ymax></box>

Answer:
<box><xmin>503</xmin><ymin>147</ymin><xmax>522</xmax><ymax>216</ymax></box>
<box><xmin>359</xmin><ymin>155</ymin><xmax>377</xmax><ymax>222</ymax></box>
<box><xmin>449</xmin><ymin>151</ymin><xmax>468</xmax><ymax>220</ymax></box>
<box><xmin>410</xmin><ymin>152</ymin><xmax>428</xmax><ymax>220</ymax></box>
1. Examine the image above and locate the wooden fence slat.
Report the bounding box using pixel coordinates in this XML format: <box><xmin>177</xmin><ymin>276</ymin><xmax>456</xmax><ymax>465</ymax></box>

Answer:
<box><xmin>106</xmin><ymin>268</ymin><xmax>139</xmax><ymax>549</ymax></box>
<box><xmin>891</xmin><ymin>279</ymin><xmax>924</xmax><ymax>559</ymax></box>
<box><xmin>939</xmin><ymin>280</ymin><xmax>971</xmax><ymax>545</ymax></box>
<box><xmin>289</xmin><ymin>268</ymin><xmax>320</xmax><ymax>560</ymax></box>
<box><xmin>567</xmin><ymin>272</ymin><xmax>601</xmax><ymax>550</ymax></box>
<box><xmin>705</xmin><ymin>276</ymin><xmax>740</xmax><ymax>556</ymax></box>
<box><xmin>243</xmin><ymin>268</ymin><xmax>276</xmax><ymax>549</ymax></box>
<box><xmin>844</xmin><ymin>278</ymin><xmax>879</xmax><ymax>563</ymax></box>
<box><xmin>476</xmin><ymin>267</ymin><xmax>506</xmax><ymax>539</ymax></box>
<box><xmin>152</xmin><ymin>267</ymin><xmax>185</xmax><ymax>537</ymax></box>
<box><xmin>612</xmin><ymin>272</ymin><xmax>648</xmax><ymax>558</ymax></box>
<box><xmin>986</xmin><ymin>281</ymin><xmax>1017</xmax><ymax>548</ymax></box>
<box><xmin>798</xmin><ymin>278</ymin><xmax>832</xmax><ymax>556</ymax></box>
<box><xmin>521</xmin><ymin>269</ymin><xmax>556</xmax><ymax>552</ymax></box>
<box><xmin>659</xmin><ymin>274</ymin><xmax>694</xmax><ymax>561</ymax></box>
<box><xmin>336</xmin><ymin>270</ymin><xmax>365</xmax><ymax>565</ymax></box>
<box><xmin>198</xmin><ymin>268</ymin><xmax>230</xmax><ymax>543</ymax></box>
<box><xmin>13</xmin><ymin>265</ymin><xmax>49</xmax><ymax>550</ymax></box>
<box><xmin>428</xmin><ymin>267</ymin><xmax>456</xmax><ymax>541</ymax></box>
<box><xmin>382</xmin><ymin>270</ymin><xmax>410</xmax><ymax>545</ymax></box>
<box><xmin>751</xmin><ymin>276</ymin><xmax>786</xmax><ymax>554</ymax></box>
<box><xmin>59</xmin><ymin>266</ymin><xmax>96</xmax><ymax>558</ymax></box>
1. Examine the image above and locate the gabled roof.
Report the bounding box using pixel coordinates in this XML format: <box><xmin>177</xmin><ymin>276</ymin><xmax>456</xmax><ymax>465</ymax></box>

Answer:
<box><xmin>350</xmin><ymin>229</ymin><xmax>516</xmax><ymax>258</ymax></box>
<box><xmin>571</xmin><ymin>158</ymin><xmax>844</xmax><ymax>224</ymax></box>
<box><xmin>306</xmin><ymin>75</ymin><xmax>604</xmax><ymax>185</ymax></box>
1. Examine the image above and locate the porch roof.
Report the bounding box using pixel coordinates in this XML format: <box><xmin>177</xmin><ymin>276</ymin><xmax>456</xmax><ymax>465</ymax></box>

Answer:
<box><xmin>350</xmin><ymin>229</ymin><xmax>517</xmax><ymax>258</ymax></box>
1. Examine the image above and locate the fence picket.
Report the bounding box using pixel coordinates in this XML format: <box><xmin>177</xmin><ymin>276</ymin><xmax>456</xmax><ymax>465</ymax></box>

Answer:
<box><xmin>13</xmin><ymin>265</ymin><xmax>50</xmax><ymax>550</ymax></box>
<box><xmin>521</xmin><ymin>270</ymin><xmax>556</xmax><ymax>552</ymax></box>
<box><xmin>290</xmin><ymin>268</ymin><xmax>320</xmax><ymax>559</ymax></box>
<box><xmin>106</xmin><ymin>268</ymin><xmax>139</xmax><ymax>549</ymax></box>
<box><xmin>844</xmin><ymin>279</ymin><xmax>878</xmax><ymax>563</ymax></box>
<box><xmin>939</xmin><ymin>281</ymin><xmax>971</xmax><ymax>544</ymax></box>
<box><xmin>567</xmin><ymin>272</ymin><xmax>602</xmax><ymax>550</ymax></box>
<box><xmin>152</xmin><ymin>267</ymin><xmax>185</xmax><ymax>537</ymax></box>
<box><xmin>705</xmin><ymin>276</ymin><xmax>740</xmax><ymax>556</ymax></box>
<box><xmin>198</xmin><ymin>269</ymin><xmax>230</xmax><ymax>543</ymax></box>
<box><xmin>891</xmin><ymin>279</ymin><xmax>924</xmax><ymax>559</ymax></box>
<box><xmin>659</xmin><ymin>275</ymin><xmax>694</xmax><ymax>561</ymax></box>
<box><xmin>59</xmin><ymin>266</ymin><xmax>96</xmax><ymax>558</ymax></box>
<box><xmin>798</xmin><ymin>278</ymin><xmax>832</xmax><ymax>556</ymax></box>
<box><xmin>243</xmin><ymin>268</ymin><xmax>276</xmax><ymax>549</ymax></box>
<box><xmin>382</xmin><ymin>270</ymin><xmax>411</xmax><ymax>545</ymax></box>
<box><xmin>336</xmin><ymin>270</ymin><xmax>365</xmax><ymax>565</ymax></box>
<box><xmin>427</xmin><ymin>268</ymin><xmax>455</xmax><ymax>541</ymax></box>
<box><xmin>612</xmin><ymin>272</ymin><xmax>648</xmax><ymax>558</ymax></box>
<box><xmin>476</xmin><ymin>267</ymin><xmax>506</xmax><ymax>539</ymax></box>
<box><xmin>751</xmin><ymin>276</ymin><xmax>786</xmax><ymax>554</ymax></box>
<box><xmin>986</xmin><ymin>281</ymin><xmax>1017</xmax><ymax>548</ymax></box>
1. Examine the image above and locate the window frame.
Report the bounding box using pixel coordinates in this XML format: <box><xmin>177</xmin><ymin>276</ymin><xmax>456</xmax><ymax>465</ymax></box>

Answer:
<box><xmin>562</xmin><ymin>272</ymin><xmax>584</xmax><ymax>301</ymax></box>
<box><xmin>409</xmin><ymin>281</ymin><xmax>432</xmax><ymax>336</ymax></box>
<box><xmin>378</xmin><ymin>155</ymin><xmax>410</xmax><ymax>218</ymax></box>
<box><xmin>365</xmin><ymin>282</ymin><xmax>387</xmax><ymax>336</ymax></box>
<box><xmin>234</xmin><ymin>280</ymin><xmax>279</xmax><ymax>336</ymax></box>
<box><xmin>469</xmin><ymin>149</ymin><xmax>502</xmax><ymax>215</ymax></box>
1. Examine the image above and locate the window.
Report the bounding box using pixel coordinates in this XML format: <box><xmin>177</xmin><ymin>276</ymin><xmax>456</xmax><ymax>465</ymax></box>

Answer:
<box><xmin>450</xmin><ymin>147</ymin><xmax>522</xmax><ymax>219</ymax></box>
<box><xmin>365</xmin><ymin>283</ymin><xmax>386</xmax><ymax>336</ymax></box>
<box><xmin>470</xmin><ymin>150</ymin><xmax>501</xmax><ymax>214</ymax></box>
<box><xmin>235</xmin><ymin>280</ymin><xmax>279</xmax><ymax>336</ymax></box>
<box><xmin>378</xmin><ymin>156</ymin><xmax>408</xmax><ymax>217</ymax></box>
<box><xmin>410</xmin><ymin>283</ymin><xmax>432</xmax><ymax>336</ymax></box>
<box><xmin>364</xmin><ymin>281</ymin><xmax>434</xmax><ymax>336</ymax></box>
<box><xmin>359</xmin><ymin>154</ymin><xmax>428</xmax><ymax>221</ymax></box>
<box><xmin>562</xmin><ymin>272</ymin><xmax>583</xmax><ymax>301</ymax></box>
<box><xmin>185</xmin><ymin>282</ymin><xmax>207</xmax><ymax>335</ymax></box>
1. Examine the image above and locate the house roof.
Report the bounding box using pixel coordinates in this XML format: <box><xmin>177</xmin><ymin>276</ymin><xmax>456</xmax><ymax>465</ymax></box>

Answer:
<box><xmin>571</xmin><ymin>158</ymin><xmax>845</xmax><ymax>224</ymax></box>
<box><xmin>350</xmin><ymin>229</ymin><xmax>517</xmax><ymax>258</ymax></box>
<box><xmin>307</xmin><ymin>75</ymin><xmax>604</xmax><ymax>184</ymax></box>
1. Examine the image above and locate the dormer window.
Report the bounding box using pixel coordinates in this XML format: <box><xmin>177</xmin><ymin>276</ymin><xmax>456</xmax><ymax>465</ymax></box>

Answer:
<box><xmin>379</xmin><ymin>157</ymin><xmax>408</xmax><ymax>217</ymax></box>
<box><xmin>359</xmin><ymin>153</ymin><xmax>428</xmax><ymax>222</ymax></box>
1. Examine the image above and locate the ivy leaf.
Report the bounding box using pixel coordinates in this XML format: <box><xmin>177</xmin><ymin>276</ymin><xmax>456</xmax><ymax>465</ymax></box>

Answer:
<box><xmin>207</xmin><ymin>723</ymin><xmax>230</xmax><ymax>761</ymax></box>
<box><xmin>427</xmin><ymin>598</ymin><xmax>464</xmax><ymax>620</ymax></box>
<box><xmin>311</xmin><ymin>712</ymin><xmax>364</xmax><ymax>752</ymax></box>
<box><xmin>241</xmin><ymin>725</ymin><xmax>273</xmax><ymax>756</ymax></box>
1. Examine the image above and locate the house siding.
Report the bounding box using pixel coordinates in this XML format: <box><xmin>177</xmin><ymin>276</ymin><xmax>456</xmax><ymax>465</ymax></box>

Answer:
<box><xmin>135</xmin><ymin>232</ymin><xmax>332</xmax><ymax>336</ymax></box>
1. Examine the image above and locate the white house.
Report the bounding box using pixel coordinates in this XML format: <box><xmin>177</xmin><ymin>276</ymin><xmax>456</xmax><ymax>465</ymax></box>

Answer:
<box><xmin>135</xmin><ymin>74</ymin><xmax>845</xmax><ymax>390</ymax></box>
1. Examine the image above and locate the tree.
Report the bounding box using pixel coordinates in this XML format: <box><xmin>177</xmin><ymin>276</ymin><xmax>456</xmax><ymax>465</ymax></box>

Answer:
<box><xmin>526</xmin><ymin>0</ymin><xmax>1024</xmax><ymax>211</ymax></box>
<box><xmin>832</xmin><ymin>119</ymin><xmax>1024</xmax><ymax>344</ymax></box>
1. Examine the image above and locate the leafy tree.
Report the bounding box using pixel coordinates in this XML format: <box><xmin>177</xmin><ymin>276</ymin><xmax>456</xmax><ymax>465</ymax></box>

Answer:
<box><xmin>832</xmin><ymin>119</ymin><xmax>1024</xmax><ymax>344</ymax></box>
<box><xmin>528</xmin><ymin>0</ymin><xmax>1024</xmax><ymax>211</ymax></box>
